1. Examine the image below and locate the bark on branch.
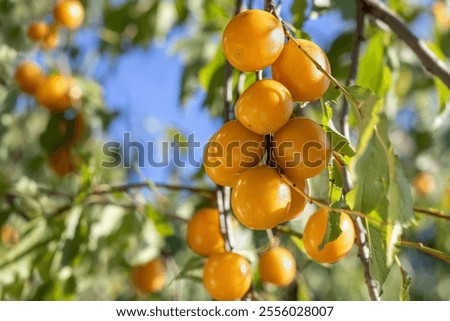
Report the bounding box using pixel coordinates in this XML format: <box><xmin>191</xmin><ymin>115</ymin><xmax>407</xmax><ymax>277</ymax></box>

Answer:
<box><xmin>360</xmin><ymin>0</ymin><xmax>450</xmax><ymax>88</ymax></box>
<box><xmin>340</xmin><ymin>0</ymin><xmax>381</xmax><ymax>301</ymax></box>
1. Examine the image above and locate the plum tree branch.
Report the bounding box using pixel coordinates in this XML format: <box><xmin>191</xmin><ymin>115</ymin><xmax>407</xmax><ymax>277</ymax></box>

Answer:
<box><xmin>337</xmin><ymin>0</ymin><xmax>381</xmax><ymax>301</ymax></box>
<box><xmin>91</xmin><ymin>182</ymin><xmax>215</xmax><ymax>197</ymax></box>
<box><xmin>400</xmin><ymin>240</ymin><xmax>450</xmax><ymax>265</ymax></box>
<box><xmin>217</xmin><ymin>0</ymin><xmax>244</xmax><ymax>253</ymax></box>
<box><xmin>339</xmin><ymin>0</ymin><xmax>365</xmax><ymax>137</ymax></box>
<box><xmin>281</xmin><ymin>173</ymin><xmax>383</xmax><ymax>225</ymax></box>
<box><xmin>360</xmin><ymin>0</ymin><xmax>450</xmax><ymax>88</ymax></box>
<box><xmin>413</xmin><ymin>207</ymin><xmax>450</xmax><ymax>221</ymax></box>
<box><xmin>4</xmin><ymin>193</ymin><xmax>31</xmax><ymax>221</ymax></box>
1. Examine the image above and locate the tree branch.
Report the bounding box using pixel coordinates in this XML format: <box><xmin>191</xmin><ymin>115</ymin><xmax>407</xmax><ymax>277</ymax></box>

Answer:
<box><xmin>4</xmin><ymin>193</ymin><xmax>31</xmax><ymax>221</ymax></box>
<box><xmin>400</xmin><ymin>240</ymin><xmax>450</xmax><ymax>265</ymax></box>
<box><xmin>274</xmin><ymin>225</ymin><xmax>303</xmax><ymax>239</ymax></box>
<box><xmin>217</xmin><ymin>0</ymin><xmax>243</xmax><ymax>252</ymax></box>
<box><xmin>281</xmin><ymin>173</ymin><xmax>383</xmax><ymax>225</ymax></box>
<box><xmin>360</xmin><ymin>0</ymin><xmax>450</xmax><ymax>88</ymax></box>
<box><xmin>339</xmin><ymin>0</ymin><xmax>381</xmax><ymax>301</ymax></box>
<box><xmin>92</xmin><ymin>182</ymin><xmax>215</xmax><ymax>196</ymax></box>
<box><xmin>339</xmin><ymin>0</ymin><xmax>365</xmax><ymax>137</ymax></box>
<box><xmin>413</xmin><ymin>207</ymin><xmax>450</xmax><ymax>221</ymax></box>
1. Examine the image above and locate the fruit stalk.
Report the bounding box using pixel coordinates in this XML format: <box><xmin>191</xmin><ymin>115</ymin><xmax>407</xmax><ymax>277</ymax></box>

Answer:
<box><xmin>216</xmin><ymin>0</ymin><xmax>244</xmax><ymax>252</ymax></box>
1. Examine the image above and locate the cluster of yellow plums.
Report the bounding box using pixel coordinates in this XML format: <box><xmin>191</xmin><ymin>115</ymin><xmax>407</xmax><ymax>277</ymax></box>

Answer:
<box><xmin>14</xmin><ymin>0</ymin><xmax>85</xmax><ymax>176</ymax></box>
<box><xmin>200</xmin><ymin>9</ymin><xmax>355</xmax><ymax>299</ymax></box>
<box><xmin>131</xmin><ymin>9</ymin><xmax>356</xmax><ymax>301</ymax></box>
<box><xmin>188</xmin><ymin>208</ymin><xmax>300</xmax><ymax>300</ymax></box>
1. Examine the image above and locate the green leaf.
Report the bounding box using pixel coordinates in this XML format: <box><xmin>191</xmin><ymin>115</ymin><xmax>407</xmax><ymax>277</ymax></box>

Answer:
<box><xmin>357</xmin><ymin>32</ymin><xmax>392</xmax><ymax>96</ymax></box>
<box><xmin>318</xmin><ymin>210</ymin><xmax>342</xmax><ymax>251</ymax></box>
<box><xmin>174</xmin><ymin>0</ymin><xmax>188</xmax><ymax>24</ymax></box>
<box><xmin>324</xmin><ymin>125</ymin><xmax>355</xmax><ymax>162</ymax></box>
<box><xmin>398</xmin><ymin>262</ymin><xmax>411</xmax><ymax>301</ymax></box>
<box><xmin>0</xmin><ymin>209</ymin><xmax>10</xmax><ymax>228</ymax></box>
<box><xmin>382</xmin><ymin>137</ymin><xmax>410</xmax><ymax>225</ymax></box>
<box><xmin>39</xmin><ymin>111</ymin><xmax>83</xmax><ymax>153</ymax></box>
<box><xmin>345</xmin><ymin>85</ymin><xmax>383</xmax><ymax>144</ymax></box>
<box><xmin>367</xmin><ymin>224</ymin><xmax>389</xmax><ymax>289</ymax></box>
<box><xmin>290</xmin><ymin>235</ymin><xmax>305</xmax><ymax>253</ymax></box>
<box><xmin>175</xmin><ymin>255</ymin><xmax>205</xmax><ymax>280</ymax></box>
<box><xmin>427</xmin><ymin>42</ymin><xmax>450</xmax><ymax>113</ymax></box>
<box><xmin>60</xmin><ymin>206</ymin><xmax>83</xmax><ymax>267</ymax></box>
<box><xmin>0</xmin><ymin>219</ymin><xmax>54</xmax><ymax>269</ymax></box>
<box><xmin>351</xmin><ymin>116</ymin><xmax>391</xmax><ymax>289</ymax></box>
<box><xmin>320</xmin><ymin>101</ymin><xmax>333</xmax><ymax>125</ymax></box>
<box><xmin>290</xmin><ymin>0</ymin><xmax>308</xmax><ymax>28</ymax></box>
<box><xmin>328</xmin><ymin>160</ymin><xmax>343</xmax><ymax>204</ymax></box>
<box><xmin>327</xmin><ymin>33</ymin><xmax>354</xmax><ymax>79</ymax></box>
<box><xmin>352</xmin><ymin>136</ymin><xmax>389</xmax><ymax>214</ymax></box>
<box><xmin>333</xmin><ymin>0</ymin><xmax>355</xmax><ymax>20</ymax></box>
<box><xmin>199</xmin><ymin>44</ymin><xmax>225</xmax><ymax>116</ymax></box>
<box><xmin>145</xmin><ymin>205</ymin><xmax>174</xmax><ymax>237</ymax></box>
<box><xmin>0</xmin><ymin>89</ymin><xmax>18</xmax><ymax>114</ymax></box>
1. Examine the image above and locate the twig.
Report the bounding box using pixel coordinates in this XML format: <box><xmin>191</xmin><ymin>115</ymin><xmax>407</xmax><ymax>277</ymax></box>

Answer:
<box><xmin>267</xmin><ymin>0</ymin><xmax>365</xmax><ymax>119</ymax></box>
<box><xmin>360</xmin><ymin>0</ymin><xmax>450</xmax><ymax>87</ymax></box>
<box><xmin>84</xmin><ymin>199</ymin><xmax>190</xmax><ymax>223</ymax></box>
<box><xmin>37</xmin><ymin>186</ymin><xmax>74</xmax><ymax>199</ymax></box>
<box><xmin>217</xmin><ymin>0</ymin><xmax>243</xmax><ymax>253</ymax></box>
<box><xmin>339</xmin><ymin>0</ymin><xmax>365</xmax><ymax>138</ymax></box>
<box><xmin>337</xmin><ymin>0</ymin><xmax>381</xmax><ymax>301</ymax></box>
<box><xmin>413</xmin><ymin>207</ymin><xmax>450</xmax><ymax>221</ymax></box>
<box><xmin>274</xmin><ymin>225</ymin><xmax>303</xmax><ymax>239</ymax></box>
<box><xmin>217</xmin><ymin>188</ymin><xmax>234</xmax><ymax>251</ymax></box>
<box><xmin>4</xmin><ymin>193</ymin><xmax>31</xmax><ymax>221</ymax></box>
<box><xmin>223</xmin><ymin>62</ymin><xmax>233</xmax><ymax>122</ymax></box>
<box><xmin>266</xmin><ymin>228</ymin><xmax>277</xmax><ymax>246</ymax></box>
<box><xmin>92</xmin><ymin>182</ymin><xmax>215</xmax><ymax>196</ymax></box>
<box><xmin>400</xmin><ymin>240</ymin><xmax>450</xmax><ymax>265</ymax></box>
<box><xmin>165</xmin><ymin>212</ymin><xmax>190</xmax><ymax>224</ymax></box>
<box><xmin>280</xmin><ymin>173</ymin><xmax>382</xmax><ymax>225</ymax></box>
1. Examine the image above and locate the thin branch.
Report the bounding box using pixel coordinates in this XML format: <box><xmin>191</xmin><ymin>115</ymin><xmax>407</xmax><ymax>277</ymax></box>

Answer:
<box><xmin>81</xmin><ymin>199</ymin><xmax>190</xmax><ymax>223</ymax></box>
<box><xmin>217</xmin><ymin>188</ymin><xmax>234</xmax><ymax>251</ymax></box>
<box><xmin>217</xmin><ymin>0</ymin><xmax>243</xmax><ymax>253</ymax></box>
<box><xmin>165</xmin><ymin>212</ymin><xmax>190</xmax><ymax>224</ymax></box>
<box><xmin>223</xmin><ymin>62</ymin><xmax>233</xmax><ymax>123</ymax></box>
<box><xmin>335</xmin><ymin>0</ymin><xmax>380</xmax><ymax>301</ymax></box>
<box><xmin>400</xmin><ymin>240</ymin><xmax>450</xmax><ymax>265</ymax></box>
<box><xmin>413</xmin><ymin>207</ymin><xmax>450</xmax><ymax>221</ymax></box>
<box><xmin>92</xmin><ymin>182</ymin><xmax>215</xmax><ymax>196</ymax></box>
<box><xmin>37</xmin><ymin>186</ymin><xmax>74</xmax><ymax>199</ymax></box>
<box><xmin>266</xmin><ymin>228</ymin><xmax>277</xmax><ymax>246</ymax></box>
<box><xmin>339</xmin><ymin>0</ymin><xmax>365</xmax><ymax>137</ymax></box>
<box><xmin>4</xmin><ymin>193</ymin><xmax>31</xmax><ymax>221</ymax></box>
<box><xmin>360</xmin><ymin>0</ymin><xmax>450</xmax><ymax>87</ymax></box>
<box><xmin>274</xmin><ymin>225</ymin><xmax>303</xmax><ymax>239</ymax></box>
<box><xmin>280</xmin><ymin>173</ymin><xmax>383</xmax><ymax>225</ymax></box>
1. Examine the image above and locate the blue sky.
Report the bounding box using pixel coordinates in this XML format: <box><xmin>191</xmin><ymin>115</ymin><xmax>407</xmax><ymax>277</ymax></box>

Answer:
<box><xmin>72</xmin><ymin>0</ymin><xmax>434</xmax><ymax>184</ymax></box>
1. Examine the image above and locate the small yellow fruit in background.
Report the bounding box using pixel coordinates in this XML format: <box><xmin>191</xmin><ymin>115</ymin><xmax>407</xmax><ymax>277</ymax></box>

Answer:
<box><xmin>54</xmin><ymin>0</ymin><xmax>85</xmax><ymax>30</ymax></box>
<box><xmin>14</xmin><ymin>61</ymin><xmax>46</xmax><ymax>95</ymax></box>
<box><xmin>132</xmin><ymin>258</ymin><xmax>166</xmax><ymax>293</ymax></box>
<box><xmin>27</xmin><ymin>22</ymin><xmax>50</xmax><ymax>42</ymax></box>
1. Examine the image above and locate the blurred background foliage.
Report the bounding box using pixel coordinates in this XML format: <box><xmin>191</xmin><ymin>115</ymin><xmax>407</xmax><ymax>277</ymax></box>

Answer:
<box><xmin>0</xmin><ymin>0</ymin><xmax>449</xmax><ymax>300</ymax></box>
